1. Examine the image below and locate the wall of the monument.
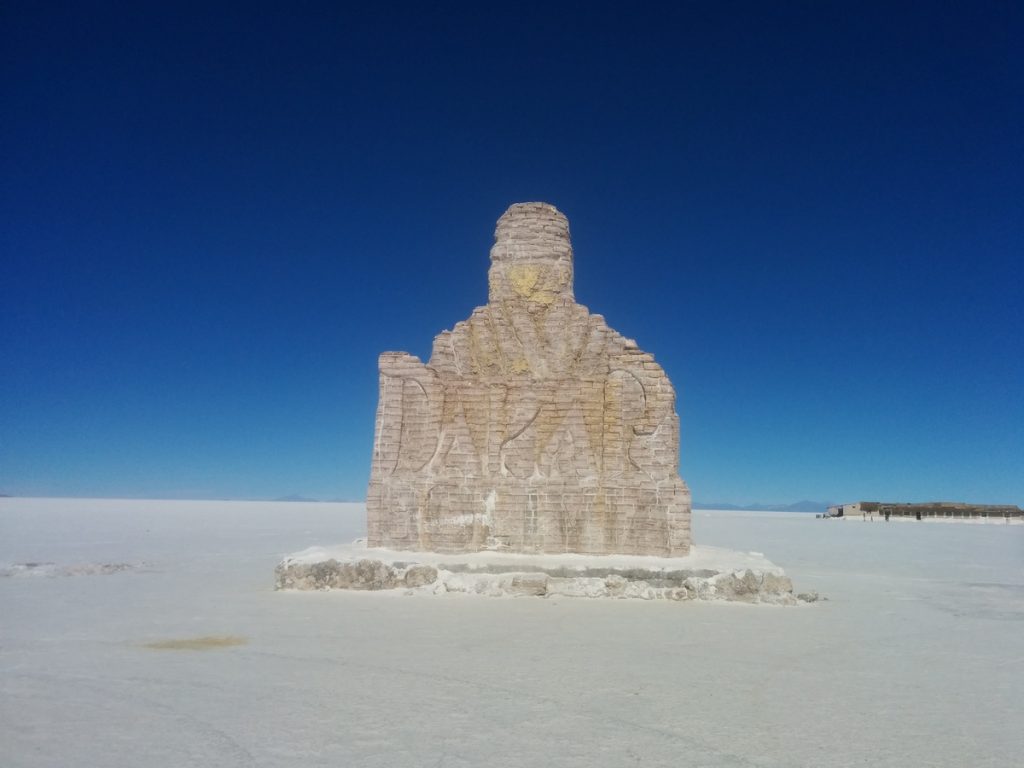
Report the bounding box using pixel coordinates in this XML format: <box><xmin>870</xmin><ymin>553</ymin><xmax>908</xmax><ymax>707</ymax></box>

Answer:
<box><xmin>365</xmin><ymin>327</ymin><xmax>692</xmax><ymax>556</ymax></box>
<box><xmin>365</xmin><ymin>202</ymin><xmax>692</xmax><ymax>557</ymax></box>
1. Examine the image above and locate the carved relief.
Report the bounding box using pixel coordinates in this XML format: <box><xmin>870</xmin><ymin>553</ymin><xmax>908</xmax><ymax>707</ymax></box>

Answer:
<box><xmin>366</xmin><ymin>203</ymin><xmax>691</xmax><ymax>556</ymax></box>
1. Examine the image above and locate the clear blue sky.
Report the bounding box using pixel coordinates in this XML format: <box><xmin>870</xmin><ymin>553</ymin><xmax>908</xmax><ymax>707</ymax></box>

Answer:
<box><xmin>2</xmin><ymin>2</ymin><xmax>1021</xmax><ymax>505</ymax></box>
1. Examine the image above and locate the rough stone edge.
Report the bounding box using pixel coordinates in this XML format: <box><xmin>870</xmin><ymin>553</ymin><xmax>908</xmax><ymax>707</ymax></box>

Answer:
<box><xmin>274</xmin><ymin>557</ymin><xmax>816</xmax><ymax>605</ymax></box>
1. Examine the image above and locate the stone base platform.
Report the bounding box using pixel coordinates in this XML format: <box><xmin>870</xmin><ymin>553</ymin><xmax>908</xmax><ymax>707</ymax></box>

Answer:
<box><xmin>275</xmin><ymin>541</ymin><xmax>815</xmax><ymax>604</ymax></box>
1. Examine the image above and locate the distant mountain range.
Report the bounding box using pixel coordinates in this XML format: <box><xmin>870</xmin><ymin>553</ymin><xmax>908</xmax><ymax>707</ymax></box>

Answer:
<box><xmin>693</xmin><ymin>500</ymin><xmax>831</xmax><ymax>513</ymax></box>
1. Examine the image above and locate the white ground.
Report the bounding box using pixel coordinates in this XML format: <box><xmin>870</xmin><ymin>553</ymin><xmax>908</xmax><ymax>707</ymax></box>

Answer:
<box><xmin>1</xmin><ymin>498</ymin><xmax>1021</xmax><ymax>768</ymax></box>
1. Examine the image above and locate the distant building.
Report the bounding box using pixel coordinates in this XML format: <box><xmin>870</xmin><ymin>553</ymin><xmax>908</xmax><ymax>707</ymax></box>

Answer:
<box><xmin>827</xmin><ymin>502</ymin><xmax>864</xmax><ymax>517</ymax></box>
<box><xmin>825</xmin><ymin>502</ymin><xmax>1022</xmax><ymax>520</ymax></box>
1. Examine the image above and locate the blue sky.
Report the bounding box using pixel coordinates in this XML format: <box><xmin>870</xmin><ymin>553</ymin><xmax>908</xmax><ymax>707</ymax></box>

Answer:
<box><xmin>2</xmin><ymin>2</ymin><xmax>1021</xmax><ymax>504</ymax></box>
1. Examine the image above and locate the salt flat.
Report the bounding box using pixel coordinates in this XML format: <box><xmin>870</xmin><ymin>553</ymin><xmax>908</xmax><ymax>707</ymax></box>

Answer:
<box><xmin>1</xmin><ymin>498</ymin><xmax>1021</xmax><ymax>768</ymax></box>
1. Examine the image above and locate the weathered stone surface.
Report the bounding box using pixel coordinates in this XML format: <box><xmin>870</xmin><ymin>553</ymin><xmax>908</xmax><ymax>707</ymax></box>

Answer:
<box><xmin>764</xmin><ymin>573</ymin><xmax>795</xmax><ymax>595</ymax></box>
<box><xmin>367</xmin><ymin>202</ymin><xmax>691</xmax><ymax>556</ymax></box>
<box><xmin>273</xmin><ymin>559</ymin><xmax>399</xmax><ymax>590</ymax></box>
<box><xmin>403</xmin><ymin>564</ymin><xmax>439</xmax><ymax>587</ymax></box>
<box><xmin>508</xmin><ymin>573</ymin><xmax>548</xmax><ymax>596</ymax></box>
<box><xmin>275</xmin><ymin>549</ymin><xmax>802</xmax><ymax>604</ymax></box>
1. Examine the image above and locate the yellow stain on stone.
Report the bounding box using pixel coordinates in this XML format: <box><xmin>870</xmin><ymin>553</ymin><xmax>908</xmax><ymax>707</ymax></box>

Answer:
<box><xmin>528</xmin><ymin>291</ymin><xmax>556</xmax><ymax>305</ymax></box>
<box><xmin>468</xmin><ymin>321</ymin><xmax>504</xmax><ymax>373</ymax></box>
<box><xmin>508</xmin><ymin>264</ymin><xmax>541</xmax><ymax>297</ymax></box>
<box><xmin>143</xmin><ymin>635</ymin><xmax>247</xmax><ymax>651</ymax></box>
<box><xmin>511</xmin><ymin>358</ymin><xmax>530</xmax><ymax>374</ymax></box>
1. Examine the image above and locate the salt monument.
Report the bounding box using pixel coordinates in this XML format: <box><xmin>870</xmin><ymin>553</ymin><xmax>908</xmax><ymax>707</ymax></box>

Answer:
<box><xmin>276</xmin><ymin>203</ymin><xmax>803</xmax><ymax>602</ymax></box>
<box><xmin>366</xmin><ymin>202</ymin><xmax>692</xmax><ymax>556</ymax></box>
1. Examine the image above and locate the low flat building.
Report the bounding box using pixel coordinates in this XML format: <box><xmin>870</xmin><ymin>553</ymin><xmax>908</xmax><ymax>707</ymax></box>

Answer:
<box><xmin>825</xmin><ymin>502</ymin><xmax>1022</xmax><ymax>519</ymax></box>
<box><xmin>827</xmin><ymin>503</ymin><xmax>864</xmax><ymax>517</ymax></box>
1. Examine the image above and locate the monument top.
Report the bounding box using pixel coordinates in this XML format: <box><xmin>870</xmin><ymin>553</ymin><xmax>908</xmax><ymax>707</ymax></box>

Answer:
<box><xmin>488</xmin><ymin>202</ymin><xmax>574</xmax><ymax>304</ymax></box>
<box><xmin>490</xmin><ymin>202</ymin><xmax>572</xmax><ymax>263</ymax></box>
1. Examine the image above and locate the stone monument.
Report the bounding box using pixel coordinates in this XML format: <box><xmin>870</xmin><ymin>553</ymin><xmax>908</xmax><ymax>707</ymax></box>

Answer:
<box><xmin>366</xmin><ymin>202</ymin><xmax>691</xmax><ymax>556</ymax></box>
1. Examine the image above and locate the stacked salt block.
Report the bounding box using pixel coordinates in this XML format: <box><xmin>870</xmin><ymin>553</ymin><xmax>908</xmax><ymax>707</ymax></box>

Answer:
<box><xmin>366</xmin><ymin>202</ymin><xmax>692</xmax><ymax>556</ymax></box>
<box><xmin>275</xmin><ymin>558</ymin><xmax>801</xmax><ymax>604</ymax></box>
<box><xmin>274</xmin><ymin>543</ymin><xmax>808</xmax><ymax>603</ymax></box>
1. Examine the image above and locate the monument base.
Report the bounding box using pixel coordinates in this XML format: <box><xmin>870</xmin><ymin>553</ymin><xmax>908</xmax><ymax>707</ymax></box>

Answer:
<box><xmin>275</xmin><ymin>541</ymin><xmax>816</xmax><ymax>604</ymax></box>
